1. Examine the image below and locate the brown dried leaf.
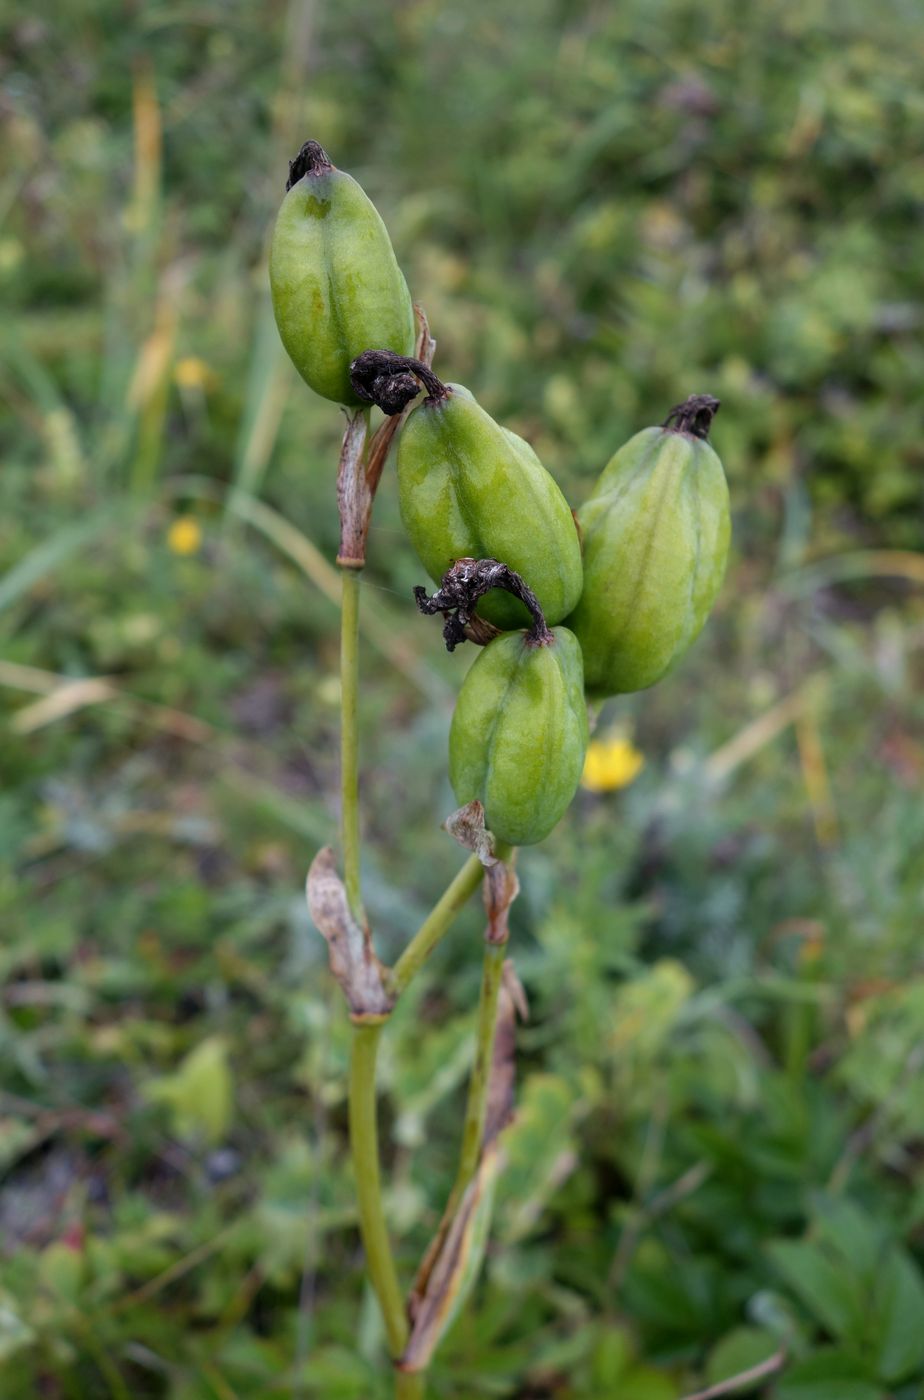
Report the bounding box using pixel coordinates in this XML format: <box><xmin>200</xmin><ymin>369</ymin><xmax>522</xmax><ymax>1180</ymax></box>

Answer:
<box><xmin>12</xmin><ymin>678</ymin><xmax>118</xmax><ymax>734</ymax></box>
<box><xmin>335</xmin><ymin>408</ymin><xmax>371</xmax><ymax>569</ymax></box>
<box><xmin>339</xmin><ymin>305</ymin><xmax>435</xmax><ymax>569</ymax></box>
<box><xmin>483</xmin><ymin>965</ymin><xmax>522</xmax><ymax>1146</ymax></box>
<box><xmin>502</xmin><ymin>959</ymin><xmax>529</xmax><ymax>1022</ymax></box>
<box><xmin>412</xmin><ymin>302</ymin><xmax>436</xmax><ymax>370</ymax></box>
<box><xmin>305</xmin><ymin>847</ymin><xmax>393</xmax><ymax>1020</ymax></box>
<box><xmin>462</xmin><ymin>613</ymin><xmax>502</xmax><ymax>647</ymax></box>
<box><xmin>483</xmin><ymin>857</ymin><xmax>519</xmax><ymax>945</ymax></box>
<box><xmin>400</xmin><ymin>1142</ymin><xmax>503</xmax><ymax>1373</ymax></box>
<box><xmin>443</xmin><ymin>800</ymin><xmax>498</xmax><ymax>866</ymax></box>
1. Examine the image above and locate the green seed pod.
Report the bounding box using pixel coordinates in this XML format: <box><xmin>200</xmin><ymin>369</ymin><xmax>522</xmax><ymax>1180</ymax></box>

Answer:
<box><xmin>449</xmin><ymin>627</ymin><xmax>589</xmax><ymax>847</ymax></box>
<box><xmin>568</xmin><ymin>395</ymin><xmax>730</xmax><ymax>696</ymax></box>
<box><xmin>269</xmin><ymin>141</ymin><xmax>416</xmax><ymax>406</ymax></box>
<box><xmin>397</xmin><ymin>385</ymin><xmax>582</xmax><ymax>630</ymax></box>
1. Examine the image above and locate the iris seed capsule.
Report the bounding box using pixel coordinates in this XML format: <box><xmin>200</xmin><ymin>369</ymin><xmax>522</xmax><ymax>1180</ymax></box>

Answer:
<box><xmin>449</xmin><ymin>626</ymin><xmax>589</xmax><ymax>847</ymax></box>
<box><xmin>568</xmin><ymin>395</ymin><xmax>731</xmax><ymax>696</ymax></box>
<box><xmin>270</xmin><ymin>141</ymin><xmax>416</xmax><ymax>406</ymax></box>
<box><xmin>396</xmin><ymin>383</ymin><xmax>582</xmax><ymax>631</ymax></box>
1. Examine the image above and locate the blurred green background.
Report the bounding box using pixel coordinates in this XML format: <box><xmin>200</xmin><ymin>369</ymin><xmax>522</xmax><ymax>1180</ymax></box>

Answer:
<box><xmin>2</xmin><ymin>0</ymin><xmax>924</xmax><ymax>1395</ymax></box>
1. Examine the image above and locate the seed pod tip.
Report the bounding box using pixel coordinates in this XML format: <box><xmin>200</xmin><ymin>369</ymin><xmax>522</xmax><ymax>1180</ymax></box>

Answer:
<box><xmin>286</xmin><ymin>139</ymin><xmax>333</xmax><ymax>190</ymax></box>
<box><xmin>662</xmin><ymin>394</ymin><xmax>720</xmax><ymax>441</ymax></box>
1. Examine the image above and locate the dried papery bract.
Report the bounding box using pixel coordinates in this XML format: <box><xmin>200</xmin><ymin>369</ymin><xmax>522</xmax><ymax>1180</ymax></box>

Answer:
<box><xmin>306</xmin><ymin>847</ymin><xmax>393</xmax><ymax>1021</ymax></box>
<box><xmin>335</xmin><ymin>408</ymin><xmax>370</xmax><ymax>570</ymax></box>
<box><xmin>484</xmin><ymin>859</ymin><xmax>520</xmax><ymax>946</ymax></box>
<box><xmin>339</xmin><ymin>308</ymin><xmax>435</xmax><ymax>569</ymax></box>
<box><xmin>442</xmin><ymin>798</ymin><xmax>500</xmax><ymax>867</ymax></box>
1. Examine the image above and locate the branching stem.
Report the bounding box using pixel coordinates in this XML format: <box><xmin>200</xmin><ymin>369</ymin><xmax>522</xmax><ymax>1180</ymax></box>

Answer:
<box><xmin>388</xmin><ymin>855</ymin><xmax>485</xmax><ymax>998</ymax></box>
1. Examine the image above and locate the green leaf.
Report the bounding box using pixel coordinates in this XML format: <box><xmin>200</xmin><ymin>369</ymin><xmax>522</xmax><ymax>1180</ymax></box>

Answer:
<box><xmin>776</xmin><ymin>1349</ymin><xmax>884</xmax><ymax>1400</ymax></box>
<box><xmin>291</xmin><ymin>1343</ymin><xmax>380</xmax><ymax>1397</ymax></box>
<box><xmin>749</xmin><ymin>1289</ymin><xmax>806</xmax><ymax>1346</ymax></box>
<box><xmin>587</xmin><ymin>1326</ymin><xmax>678</xmax><ymax>1399</ymax></box>
<box><xmin>610</xmin><ymin>959</ymin><xmax>695</xmax><ymax>1059</ymax></box>
<box><xmin>706</xmin><ymin>1327</ymin><xmax>779</xmax><ymax>1388</ymax></box>
<box><xmin>616</xmin><ymin>1366</ymin><xmax>678</xmax><ymax>1400</ymax></box>
<box><xmin>38</xmin><ymin>1242</ymin><xmax>84</xmax><ymax>1303</ymax></box>
<box><xmin>767</xmin><ymin>1239</ymin><xmax>865</xmax><ymax>1340</ymax></box>
<box><xmin>0</xmin><ymin>1119</ymin><xmax>42</xmax><ymax>1174</ymax></box>
<box><xmin>0</xmin><ymin>502</ymin><xmax>129</xmax><ymax>620</ymax></box>
<box><xmin>873</xmin><ymin>1247</ymin><xmax>924</xmax><ymax>1383</ymax></box>
<box><xmin>0</xmin><ymin>1291</ymin><xmax>35</xmax><ymax>1363</ymax></box>
<box><xmin>146</xmin><ymin>1035</ymin><xmax>234</xmax><ymax>1145</ymax></box>
<box><xmin>495</xmin><ymin>1074</ymin><xmax>577</xmax><ymax>1244</ymax></box>
<box><xmin>589</xmin><ymin>1326</ymin><xmax>634</xmax><ymax>1385</ymax></box>
<box><xmin>811</xmin><ymin>1196</ymin><xmax>882</xmax><ymax>1282</ymax></box>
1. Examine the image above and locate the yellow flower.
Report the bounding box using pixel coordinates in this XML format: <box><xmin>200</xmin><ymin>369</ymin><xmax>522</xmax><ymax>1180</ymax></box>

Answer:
<box><xmin>581</xmin><ymin>731</ymin><xmax>645</xmax><ymax>793</ymax></box>
<box><xmin>174</xmin><ymin>356</ymin><xmax>215</xmax><ymax>390</ymax></box>
<box><xmin>167</xmin><ymin>516</ymin><xmax>202</xmax><ymax>556</ymax></box>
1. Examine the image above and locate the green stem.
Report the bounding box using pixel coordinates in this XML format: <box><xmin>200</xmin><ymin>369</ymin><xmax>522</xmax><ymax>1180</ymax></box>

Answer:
<box><xmin>349</xmin><ymin>1024</ymin><xmax>408</xmax><ymax>1359</ymax></box>
<box><xmin>395</xmin><ymin>1372</ymin><xmax>426</xmax><ymax>1399</ymax></box>
<box><xmin>388</xmin><ymin>854</ymin><xmax>485</xmax><ymax>998</ymax></box>
<box><xmin>340</xmin><ymin>567</ymin><xmax>366</xmax><ymax>926</ymax></box>
<box><xmin>448</xmin><ymin>940</ymin><xmax>507</xmax><ymax>1210</ymax></box>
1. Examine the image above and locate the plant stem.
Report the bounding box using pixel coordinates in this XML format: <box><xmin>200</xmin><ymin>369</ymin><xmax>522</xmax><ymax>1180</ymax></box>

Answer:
<box><xmin>349</xmin><ymin>846</ymin><xmax>490</xmax><ymax>1397</ymax></box>
<box><xmin>340</xmin><ymin>567</ymin><xmax>366</xmax><ymax>926</ymax></box>
<box><xmin>448</xmin><ymin>939</ymin><xmax>507</xmax><ymax>1210</ymax></box>
<box><xmin>341</xmin><ymin>508</ymin><xmax>410</xmax><ymax>1387</ymax></box>
<box><xmin>349</xmin><ymin>1023</ymin><xmax>408</xmax><ymax>1359</ymax></box>
<box><xmin>395</xmin><ymin>1372</ymin><xmax>426</xmax><ymax>1399</ymax></box>
<box><xmin>388</xmin><ymin>854</ymin><xmax>485</xmax><ymax>998</ymax></box>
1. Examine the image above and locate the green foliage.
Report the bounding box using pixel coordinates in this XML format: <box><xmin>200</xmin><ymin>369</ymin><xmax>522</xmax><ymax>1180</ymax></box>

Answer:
<box><xmin>145</xmin><ymin>1036</ymin><xmax>234</xmax><ymax>1146</ymax></box>
<box><xmin>2</xmin><ymin>0</ymin><xmax>924</xmax><ymax>1394</ymax></box>
<box><xmin>706</xmin><ymin>1326</ymin><xmax>779</xmax><ymax>1386</ymax></box>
